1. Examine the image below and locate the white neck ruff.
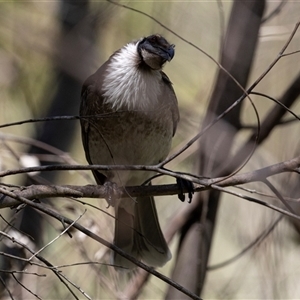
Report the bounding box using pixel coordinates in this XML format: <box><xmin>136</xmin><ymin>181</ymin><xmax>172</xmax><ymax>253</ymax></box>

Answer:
<box><xmin>102</xmin><ymin>42</ymin><xmax>162</xmax><ymax>111</ymax></box>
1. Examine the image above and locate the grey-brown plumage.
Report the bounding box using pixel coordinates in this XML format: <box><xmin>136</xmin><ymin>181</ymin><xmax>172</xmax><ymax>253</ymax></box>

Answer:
<box><xmin>80</xmin><ymin>34</ymin><xmax>179</xmax><ymax>268</ymax></box>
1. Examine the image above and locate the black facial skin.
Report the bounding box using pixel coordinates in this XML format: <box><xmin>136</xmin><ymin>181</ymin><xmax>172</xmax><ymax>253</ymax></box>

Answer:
<box><xmin>138</xmin><ymin>34</ymin><xmax>175</xmax><ymax>63</ymax></box>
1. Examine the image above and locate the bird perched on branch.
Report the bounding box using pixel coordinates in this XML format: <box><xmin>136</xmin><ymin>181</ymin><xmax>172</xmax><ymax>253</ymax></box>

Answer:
<box><xmin>80</xmin><ymin>34</ymin><xmax>178</xmax><ymax>268</ymax></box>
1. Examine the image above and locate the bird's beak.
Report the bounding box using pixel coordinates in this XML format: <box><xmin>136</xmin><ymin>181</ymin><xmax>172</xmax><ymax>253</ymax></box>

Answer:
<box><xmin>157</xmin><ymin>45</ymin><xmax>175</xmax><ymax>62</ymax></box>
<box><xmin>166</xmin><ymin>45</ymin><xmax>175</xmax><ymax>61</ymax></box>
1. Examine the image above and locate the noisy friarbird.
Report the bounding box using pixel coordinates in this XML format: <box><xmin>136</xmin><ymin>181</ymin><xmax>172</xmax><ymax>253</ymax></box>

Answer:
<box><xmin>80</xmin><ymin>34</ymin><xmax>179</xmax><ymax>269</ymax></box>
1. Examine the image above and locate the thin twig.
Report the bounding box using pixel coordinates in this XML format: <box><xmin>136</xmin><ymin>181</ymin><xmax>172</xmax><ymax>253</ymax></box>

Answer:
<box><xmin>250</xmin><ymin>91</ymin><xmax>300</xmax><ymax>121</ymax></box>
<box><xmin>208</xmin><ymin>215</ymin><xmax>283</xmax><ymax>270</ymax></box>
<box><xmin>0</xmin><ymin>115</ymin><xmax>80</xmax><ymax>129</ymax></box>
<box><xmin>28</xmin><ymin>213</ymin><xmax>85</xmax><ymax>261</ymax></box>
<box><xmin>0</xmin><ymin>276</ymin><xmax>14</xmax><ymax>300</ymax></box>
<box><xmin>0</xmin><ymin>187</ymin><xmax>202</xmax><ymax>300</ymax></box>
<box><xmin>210</xmin><ymin>185</ymin><xmax>300</xmax><ymax>220</ymax></box>
<box><xmin>11</xmin><ymin>273</ymin><xmax>42</xmax><ymax>300</ymax></box>
<box><xmin>0</xmin><ymin>230</ymin><xmax>86</xmax><ymax>299</ymax></box>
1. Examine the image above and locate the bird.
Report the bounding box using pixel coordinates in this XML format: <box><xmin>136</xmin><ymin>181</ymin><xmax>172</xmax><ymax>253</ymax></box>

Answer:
<box><xmin>79</xmin><ymin>34</ymin><xmax>179</xmax><ymax>269</ymax></box>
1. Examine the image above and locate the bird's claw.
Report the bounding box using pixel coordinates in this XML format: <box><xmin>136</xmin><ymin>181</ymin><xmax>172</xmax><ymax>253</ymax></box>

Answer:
<box><xmin>103</xmin><ymin>181</ymin><xmax>120</xmax><ymax>208</ymax></box>
<box><xmin>176</xmin><ymin>178</ymin><xmax>194</xmax><ymax>203</ymax></box>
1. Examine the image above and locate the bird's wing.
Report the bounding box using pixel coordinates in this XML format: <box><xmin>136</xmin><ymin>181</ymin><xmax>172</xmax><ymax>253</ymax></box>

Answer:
<box><xmin>80</xmin><ymin>74</ymin><xmax>107</xmax><ymax>185</ymax></box>
<box><xmin>161</xmin><ymin>71</ymin><xmax>180</xmax><ymax>136</ymax></box>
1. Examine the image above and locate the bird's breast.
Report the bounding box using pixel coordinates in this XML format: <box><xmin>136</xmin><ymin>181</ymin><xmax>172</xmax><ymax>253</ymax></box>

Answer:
<box><xmin>87</xmin><ymin>105</ymin><xmax>173</xmax><ymax>186</ymax></box>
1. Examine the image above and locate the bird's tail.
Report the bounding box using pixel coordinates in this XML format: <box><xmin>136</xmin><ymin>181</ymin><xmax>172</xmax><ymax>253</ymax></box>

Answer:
<box><xmin>113</xmin><ymin>196</ymin><xmax>171</xmax><ymax>269</ymax></box>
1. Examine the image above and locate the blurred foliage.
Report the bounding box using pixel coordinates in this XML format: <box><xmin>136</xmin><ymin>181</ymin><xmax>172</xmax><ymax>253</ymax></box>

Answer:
<box><xmin>0</xmin><ymin>1</ymin><xmax>300</xmax><ymax>299</ymax></box>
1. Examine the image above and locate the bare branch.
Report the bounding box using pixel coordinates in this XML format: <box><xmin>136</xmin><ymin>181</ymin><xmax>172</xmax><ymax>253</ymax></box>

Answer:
<box><xmin>207</xmin><ymin>215</ymin><xmax>283</xmax><ymax>270</ymax></box>
<box><xmin>0</xmin><ymin>187</ymin><xmax>202</xmax><ymax>300</ymax></box>
<box><xmin>0</xmin><ymin>230</ymin><xmax>82</xmax><ymax>299</ymax></box>
<box><xmin>11</xmin><ymin>272</ymin><xmax>42</xmax><ymax>300</ymax></box>
<box><xmin>0</xmin><ymin>153</ymin><xmax>299</xmax><ymax>202</ymax></box>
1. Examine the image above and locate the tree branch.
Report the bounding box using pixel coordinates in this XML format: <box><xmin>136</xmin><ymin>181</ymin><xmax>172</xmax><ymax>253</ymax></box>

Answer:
<box><xmin>0</xmin><ymin>156</ymin><xmax>299</xmax><ymax>220</ymax></box>
<box><xmin>0</xmin><ymin>187</ymin><xmax>202</xmax><ymax>300</ymax></box>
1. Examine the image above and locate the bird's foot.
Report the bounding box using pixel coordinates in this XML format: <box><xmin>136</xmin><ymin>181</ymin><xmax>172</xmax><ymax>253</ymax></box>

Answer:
<box><xmin>176</xmin><ymin>178</ymin><xmax>194</xmax><ymax>203</ymax></box>
<box><xmin>103</xmin><ymin>181</ymin><xmax>120</xmax><ymax>208</ymax></box>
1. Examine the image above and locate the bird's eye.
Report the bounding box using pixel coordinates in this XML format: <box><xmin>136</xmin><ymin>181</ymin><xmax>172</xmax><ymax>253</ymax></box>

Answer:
<box><xmin>151</xmin><ymin>34</ymin><xmax>163</xmax><ymax>43</ymax></box>
<box><xmin>150</xmin><ymin>36</ymin><xmax>158</xmax><ymax>43</ymax></box>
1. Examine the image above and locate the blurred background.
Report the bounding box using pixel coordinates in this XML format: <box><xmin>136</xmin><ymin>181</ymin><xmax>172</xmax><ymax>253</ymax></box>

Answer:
<box><xmin>0</xmin><ymin>1</ymin><xmax>300</xmax><ymax>299</ymax></box>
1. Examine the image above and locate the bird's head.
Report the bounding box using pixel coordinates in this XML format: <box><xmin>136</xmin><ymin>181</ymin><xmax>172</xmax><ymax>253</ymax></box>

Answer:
<box><xmin>137</xmin><ymin>34</ymin><xmax>175</xmax><ymax>70</ymax></box>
